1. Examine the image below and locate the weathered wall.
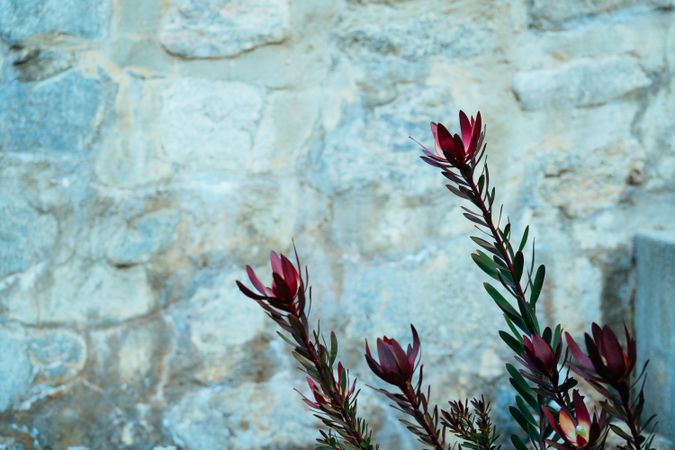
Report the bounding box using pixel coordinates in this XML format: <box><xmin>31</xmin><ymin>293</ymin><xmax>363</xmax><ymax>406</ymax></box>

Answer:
<box><xmin>0</xmin><ymin>0</ymin><xmax>674</xmax><ymax>448</ymax></box>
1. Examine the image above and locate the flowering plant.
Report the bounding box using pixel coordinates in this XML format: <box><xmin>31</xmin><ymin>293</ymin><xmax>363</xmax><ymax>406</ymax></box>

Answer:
<box><xmin>237</xmin><ymin>111</ymin><xmax>657</xmax><ymax>449</ymax></box>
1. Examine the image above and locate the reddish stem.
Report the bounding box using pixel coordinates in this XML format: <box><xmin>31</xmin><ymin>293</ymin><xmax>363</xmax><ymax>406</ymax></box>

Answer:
<box><xmin>301</xmin><ymin>329</ymin><xmax>366</xmax><ymax>446</ymax></box>
<box><xmin>402</xmin><ymin>382</ymin><xmax>445</xmax><ymax>450</ymax></box>
<box><xmin>619</xmin><ymin>388</ymin><xmax>644</xmax><ymax>450</ymax></box>
<box><xmin>462</xmin><ymin>167</ymin><xmax>528</xmax><ymax>305</ymax></box>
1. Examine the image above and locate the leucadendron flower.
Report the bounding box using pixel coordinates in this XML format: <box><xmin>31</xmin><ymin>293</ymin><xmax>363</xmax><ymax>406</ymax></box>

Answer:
<box><xmin>420</xmin><ymin>110</ymin><xmax>485</xmax><ymax>168</ymax></box>
<box><xmin>365</xmin><ymin>325</ymin><xmax>420</xmax><ymax>388</ymax></box>
<box><xmin>542</xmin><ymin>390</ymin><xmax>608</xmax><ymax>449</ymax></box>
<box><xmin>517</xmin><ymin>333</ymin><xmax>562</xmax><ymax>382</ymax></box>
<box><xmin>236</xmin><ymin>250</ymin><xmax>305</xmax><ymax>316</ymax></box>
<box><xmin>565</xmin><ymin>323</ymin><xmax>636</xmax><ymax>389</ymax></box>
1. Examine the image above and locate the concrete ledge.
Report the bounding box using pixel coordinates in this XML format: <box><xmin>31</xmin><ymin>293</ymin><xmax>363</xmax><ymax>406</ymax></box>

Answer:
<box><xmin>635</xmin><ymin>231</ymin><xmax>675</xmax><ymax>441</ymax></box>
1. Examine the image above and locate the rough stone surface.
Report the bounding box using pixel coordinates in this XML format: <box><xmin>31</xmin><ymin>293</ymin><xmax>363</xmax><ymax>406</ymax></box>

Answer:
<box><xmin>0</xmin><ymin>0</ymin><xmax>674</xmax><ymax>448</ymax></box>
<box><xmin>0</xmin><ymin>328</ymin><xmax>31</xmax><ymax>412</ymax></box>
<box><xmin>158</xmin><ymin>78</ymin><xmax>264</xmax><ymax>176</ymax></box>
<box><xmin>164</xmin><ymin>373</ymin><xmax>315</xmax><ymax>450</ymax></box>
<box><xmin>0</xmin><ymin>0</ymin><xmax>111</xmax><ymax>44</ymax></box>
<box><xmin>160</xmin><ymin>0</ymin><xmax>291</xmax><ymax>58</ymax></box>
<box><xmin>529</xmin><ymin>0</ymin><xmax>673</xmax><ymax>30</ymax></box>
<box><xmin>0</xmin><ymin>262</ymin><xmax>156</xmax><ymax>326</ymax></box>
<box><xmin>0</xmin><ymin>197</ymin><xmax>58</xmax><ymax>279</ymax></box>
<box><xmin>512</xmin><ymin>56</ymin><xmax>650</xmax><ymax>110</ymax></box>
<box><xmin>635</xmin><ymin>232</ymin><xmax>675</xmax><ymax>440</ymax></box>
<box><xmin>0</xmin><ymin>69</ymin><xmax>114</xmax><ymax>153</ymax></box>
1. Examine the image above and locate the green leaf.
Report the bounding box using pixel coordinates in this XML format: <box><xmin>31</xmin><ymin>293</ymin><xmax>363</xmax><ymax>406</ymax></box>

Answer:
<box><xmin>464</xmin><ymin>212</ymin><xmax>487</xmax><ymax>226</ymax></box>
<box><xmin>499</xmin><ymin>330</ymin><xmax>524</xmax><ymax>354</ymax></box>
<box><xmin>510</xmin><ymin>406</ymin><xmax>533</xmax><ymax>434</ymax></box>
<box><xmin>529</xmin><ymin>264</ymin><xmax>545</xmax><ymax>307</ymax></box>
<box><xmin>472</xmin><ymin>251</ymin><xmax>500</xmax><ymax>280</ymax></box>
<box><xmin>484</xmin><ymin>283</ymin><xmax>528</xmax><ymax>333</ymax></box>
<box><xmin>610</xmin><ymin>424</ymin><xmax>632</xmax><ymax>441</ymax></box>
<box><xmin>329</xmin><ymin>331</ymin><xmax>338</xmax><ymax>365</ymax></box>
<box><xmin>511</xmin><ymin>435</ymin><xmax>529</xmax><ymax>450</ymax></box>
<box><xmin>552</xmin><ymin>323</ymin><xmax>562</xmax><ymax>350</ymax></box>
<box><xmin>516</xmin><ymin>296</ymin><xmax>539</xmax><ymax>335</ymax></box>
<box><xmin>506</xmin><ymin>364</ymin><xmax>537</xmax><ymax>410</ymax></box>
<box><xmin>471</xmin><ymin>236</ymin><xmax>498</xmax><ymax>255</ymax></box>
<box><xmin>504</xmin><ymin>315</ymin><xmax>523</xmax><ymax>343</ymax></box>
<box><xmin>514</xmin><ymin>251</ymin><xmax>524</xmax><ymax>283</ymax></box>
<box><xmin>515</xmin><ymin>396</ymin><xmax>537</xmax><ymax>426</ymax></box>
<box><xmin>517</xmin><ymin>226</ymin><xmax>529</xmax><ymax>253</ymax></box>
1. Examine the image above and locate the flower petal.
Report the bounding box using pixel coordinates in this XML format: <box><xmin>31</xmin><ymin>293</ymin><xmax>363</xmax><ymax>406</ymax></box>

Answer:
<box><xmin>601</xmin><ymin>325</ymin><xmax>626</xmax><ymax>380</ymax></box>
<box><xmin>408</xmin><ymin>324</ymin><xmax>420</xmax><ymax>368</ymax></box>
<box><xmin>558</xmin><ymin>409</ymin><xmax>578</xmax><ymax>443</ymax></box>
<box><xmin>280</xmin><ymin>254</ymin><xmax>299</xmax><ymax>295</ymax></box>
<box><xmin>459</xmin><ymin>110</ymin><xmax>472</xmax><ymax>149</ymax></box>
<box><xmin>246</xmin><ymin>265</ymin><xmax>267</xmax><ymax>295</ymax></box>
<box><xmin>436</xmin><ymin>123</ymin><xmax>455</xmax><ymax>156</ymax></box>
<box><xmin>270</xmin><ymin>251</ymin><xmax>283</xmax><ymax>275</ymax></box>
<box><xmin>236</xmin><ymin>280</ymin><xmax>267</xmax><ymax>301</ymax></box>
<box><xmin>572</xmin><ymin>390</ymin><xmax>591</xmax><ymax>431</ymax></box>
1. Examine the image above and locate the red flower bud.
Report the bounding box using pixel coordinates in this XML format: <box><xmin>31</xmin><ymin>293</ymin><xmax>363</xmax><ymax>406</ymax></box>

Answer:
<box><xmin>236</xmin><ymin>250</ymin><xmax>303</xmax><ymax>315</ymax></box>
<box><xmin>565</xmin><ymin>323</ymin><xmax>636</xmax><ymax>389</ymax></box>
<box><xmin>365</xmin><ymin>325</ymin><xmax>420</xmax><ymax>388</ymax></box>
<box><xmin>420</xmin><ymin>110</ymin><xmax>485</xmax><ymax>168</ymax></box>
<box><xmin>517</xmin><ymin>334</ymin><xmax>561</xmax><ymax>379</ymax></box>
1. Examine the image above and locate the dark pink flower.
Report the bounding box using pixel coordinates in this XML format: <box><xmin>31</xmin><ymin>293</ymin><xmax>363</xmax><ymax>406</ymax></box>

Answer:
<box><xmin>542</xmin><ymin>390</ymin><xmax>607</xmax><ymax>449</ymax></box>
<box><xmin>516</xmin><ymin>334</ymin><xmax>561</xmax><ymax>380</ymax></box>
<box><xmin>565</xmin><ymin>323</ymin><xmax>636</xmax><ymax>389</ymax></box>
<box><xmin>365</xmin><ymin>325</ymin><xmax>420</xmax><ymax>388</ymax></box>
<box><xmin>420</xmin><ymin>111</ymin><xmax>485</xmax><ymax>167</ymax></box>
<box><xmin>236</xmin><ymin>251</ymin><xmax>303</xmax><ymax>315</ymax></box>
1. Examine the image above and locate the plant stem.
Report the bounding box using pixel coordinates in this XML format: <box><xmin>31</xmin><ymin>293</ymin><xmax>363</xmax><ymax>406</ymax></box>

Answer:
<box><xmin>402</xmin><ymin>382</ymin><xmax>445</xmax><ymax>450</ymax></box>
<box><xmin>462</xmin><ymin>165</ymin><xmax>552</xmax><ymax>450</ymax></box>
<box><xmin>619</xmin><ymin>389</ymin><xmax>643</xmax><ymax>450</ymax></box>
<box><xmin>302</xmin><ymin>332</ymin><xmax>368</xmax><ymax>447</ymax></box>
<box><xmin>461</xmin><ymin>167</ymin><xmax>528</xmax><ymax>307</ymax></box>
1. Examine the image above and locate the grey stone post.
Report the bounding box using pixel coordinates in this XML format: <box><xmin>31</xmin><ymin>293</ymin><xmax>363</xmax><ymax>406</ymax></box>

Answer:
<box><xmin>635</xmin><ymin>231</ymin><xmax>675</xmax><ymax>441</ymax></box>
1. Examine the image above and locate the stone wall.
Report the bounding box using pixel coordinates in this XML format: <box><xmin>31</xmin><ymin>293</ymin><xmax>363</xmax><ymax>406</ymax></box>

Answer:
<box><xmin>0</xmin><ymin>0</ymin><xmax>674</xmax><ymax>449</ymax></box>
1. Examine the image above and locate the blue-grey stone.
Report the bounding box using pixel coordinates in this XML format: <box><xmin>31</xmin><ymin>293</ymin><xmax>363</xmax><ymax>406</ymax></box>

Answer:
<box><xmin>0</xmin><ymin>69</ymin><xmax>113</xmax><ymax>153</ymax></box>
<box><xmin>0</xmin><ymin>330</ymin><xmax>32</xmax><ymax>411</ymax></box>
<box><xmin>0</xmin><ymin>0</ymin><xmax>111</xmax><ymax>44</ymax></box>
<box><xmin>0</xmin><ymin>198</ymin><xmax>57</xmax><ymax>279</ymax></box>
<box><xmin>105</xmin><ymin>209</ymin><xmax>181</xmax><ymax>265</ymax></box>
<box><xmin>27</xmin><ymin>329</ymin><xmax>86</xmax><ymax>385</ymax></box>
<box><xmin>512</xmin><ymin>56</ymin><xmax>650</xmax><ymax>110</ymax></box>
<box><xmin>529</xmin><ymin>0</ymin><xmax>672</xmax><ymax>30</ymax></box>
<box><xmin>635</xmin><ymin>231</ymin><xmax>675</xmax><ymax>441</ymax></box>
<box><xmin>160</xmin><ymin>0</ymin><xmax>290</xmax><ymax>58</ymax></box>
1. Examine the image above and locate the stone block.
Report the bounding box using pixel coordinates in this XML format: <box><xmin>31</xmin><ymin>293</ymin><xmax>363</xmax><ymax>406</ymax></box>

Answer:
<box><xmin>158</xmin><ymin>78</ymin><xmax>263</xmax><ymax>176</ymax></box>
<box><xmin>0</xmin><ymin>0</ymin><xmax>111</xmax><ymax>44</ymax></box>
<box><xmin>0</xmin><ymin>197</ymin><xmax>57</xmax><ymax>279</ymax></box>
<box><xmin>0</xmin><ymin>69</ymin><xmax>113</xmax><ymax>153</ymax></box>
<box><xmin>27</xmin><ymin>328</ymin><xmax>86</xmax><ymax>386</ymax></box>
<box><xmin>529</xmin><ymin>0</ymin><xmax>669</xmax><ymax>30</ymax></box>
<box><xmin>0</xmin><ymin>328</ymin><xmax>32</xmax><ymax>412</ymax></box>
<box><xmin>635</xmin><ymin>231</ymin><xmax>675</xmax><ymax>441</ymax></box>
<box><xmin>160</xmin><ymin>0</ymin><xmax>291</xmax><ymax>58</ymax></box>
<box><xmin>512</xmin><ymin>56</ymin><xmax>650</xmax><ymax>110</ymax></box>
<box><xmin>164</xmin><ymin>372</ymin><xmax>314</xmax><ymax>450</ymax></box>
<box><xmin>103</xmin><ymin>209</ymin><xmax>181</xmax><ymax>266</ymax></box>
<box><xmin>1</xmin><ymin>261</ymin><xmax>156</xmax><ymax>327</ymax></box>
